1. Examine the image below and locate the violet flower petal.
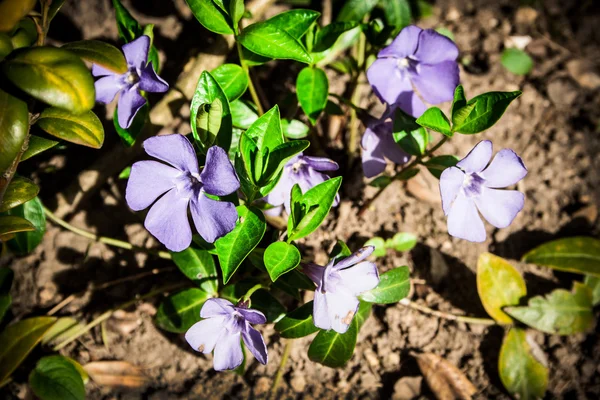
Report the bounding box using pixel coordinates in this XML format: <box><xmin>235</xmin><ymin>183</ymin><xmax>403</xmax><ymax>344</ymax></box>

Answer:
<box><xmin>366</xmin><ymin>58</ymin><xmax>412</xmax><ymax>105</ymax></box>
<box><xmin>200</xmin><ymin>298</ymin><xmax>235</xmax><ymax>318</ymax></box>
<box><xmin>200</xmin><ymin>146</ymin><xmax>240</xmax><ymax>196</ymax></box>
<box><xmin>213</xmin><ymin>332</ymin><xmax>243</xmax><ymax>371</ymax></box>
<box><xmin>122</xmin><ymin>35</ymin><xmax>150</xmax><ymax>70</ymax></box>
<box><xmin>125</xmin><ymin>160</ymin><xmax>178</xmax><ymax>211</ymax></box>
<box><xmin>333</xmin><ymin>246</ymin><xmax>375</xmax><ymax>271</ymax></box>
<box><xmin>474</xmin><ymin>189</ymin><xmax>525</xmax><ymax>229</ymax></box>
<box><xmin>302</xmin><ymin>156</ymin><xmax>339</xmax><ymax>172</ymax></box>
<box><xmin>481</xmin><ymin>149</ymin><xmax>528</xmax><ymax>188</ymax></box>
<box><xmin>139</xmin><ymin>64</ymin><xmax>169</xmax><ymax>93</ymax></box>
<box><xmin>392</xmin><ymin>90</ymin><xmax>427</xmax><ymax>118</ymax></box>
<box><xmin>94</xmin><ymin>75</ymin><xmax>123</xmax><ymax>103</ymax></box>
<box><xmin>185</xmin><ymin>316</ymin><xmax>226</xmax><ymax>354</ymax></box>
<box><xmin>338</xmin><ymin>261</ymin><xmax>379</xmax><ymax>295</ymax></box>
<box><xmin>380</xmin><ymin>127</ymin><xmax>411</xmax><ymax>165</ymax></box>
<box><xmin>91</xmin><ymin>64</ymin><xmax>116</xmax><ymax>78</ymax></box>
<box><xmin>144</xmin><ymin>188</ymin><xmax>192</xmax><ymax>251</ymax></box>
<box><xmin>439</xmin><ymin>166</ymin><xmax>464</xmax><ymax>215</ymax></box>
<box><xmin>190</xmin><ymin>193</ymin><xmax>238</xmax><ymax>243</ymax></box>
<box><xmin>361</xmin><ymin>126</ymin><xmax>387</xmax><ymax>178</ymax></box>
<box><xmin>456</xmin><ymin>140</ymin><xmax>493</xmax><ymax>174</ymax></box>
<box><xmin>410</xmin><ymin>61</ymin><xmax>459</xmax><ymax>104</ymax></box>
<box><xmin>143</xmin><ymin>134</ymin><xmax>199</xmax><ymax>174</ymax></box>
<box><xmin>312</xmin><ymin>290</ymin><xmax>330</xmax><ymax>330</ymax></box>
<box><xmin>117</xmin><ymin>87</ymin><xmax>146</xmax><ymax>129</ymax></box>
<box><xmin>326</xmin><ymin>288</ymin><xmax>359</xmax><ymax>334</ymax></box>
<box><xmin>264</xmin><ymin>169</ymin><xmax>292</xmax><ymax>207</ymax></box>
<box><xmin>447</xmin><ymin>192</ymin><xmax>486</xmax><ymax>242</ymax></box>
<box><xmin>302</xmin><ymin>263</ymin><xmax>324</xmax><ymax>287</ymax></box>
<box><xmin>414</xmin><ymin>29</ymin><xmax>459</xmax><ymax>64</ymax></box>
<box><xmin>237</xmin><ymin>308</ymin><xmax>267</xmax><ymax>325</ymax></box>
<box><xmin>242</xmin><ymin>325</ymin><xmax>268</xmax><ymax>365</ymax></box>
<box><xmin>378</xmin><ymin>25</ymin><xmax>421</xmax><ymax>58</ymax></box>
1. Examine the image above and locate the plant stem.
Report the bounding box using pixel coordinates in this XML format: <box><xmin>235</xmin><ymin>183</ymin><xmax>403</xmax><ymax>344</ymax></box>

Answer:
<box><xmin>235</xmin><ymin>41</ymin><xmax>264</xmax><ymax>115</ymax></box>
<box><xmin>347</xmin><ymin>30</ymin><xmax>367</xmax><ymax>158</ymax></box>
<box><xmin>399</xmin><ymin>299</ymin><xmax>497</xmax><ymax>326</ymax></box>
<box><xmin>43</xmin><ymin>206</ymin><xmax>172</xmax><ymax>260</ymax></box>
<box><xmin>241</xmin><ymin>282</ymin><xmax>268</xmax><ymax>303</ymax></box>
<box><xmin>269</xmin><ymin>339</ymin><xmax>293</xmax><ymax>399</ymax></box>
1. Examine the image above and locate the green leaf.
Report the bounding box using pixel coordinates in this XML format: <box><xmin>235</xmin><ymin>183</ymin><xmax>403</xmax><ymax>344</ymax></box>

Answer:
<box><xmin>154</xmin><ymin>288</ymin><xmax>209</xmax><ymax>333</ymax></box>
<box><xmin>21</xmin><ymin>135</ymin><xmax>59</xmax><ymax>162</ymax></box>
<box><xmin>221</xmin><ymin>282</ymin><xmax>285</xmax><ymax>322</ymax></box>
<box><xmin>37</xmin><ymin>107</ymin><xmax>104</xmax><ymax>149</ymax></box>
<box><xmin>505</xmin><ymin>282</ymin><xmax>594</xmax><ymax>335</ymax></box>
<box><xmin>264</xmin><ymin>241</ymin><xmax>301</xmax><ymax>281</ymax></box>
<box><xmin>450</xmin><ymin>85</ymin><xmax>476</xmax><ymax>128</ymax></box>
<box><xmin>264</xmin><ymin>9</ymin><xmax>320</xmax><ymax>39</ymax></box>
<box><xmin>415</xmin><ymin>107</ymin><xmax>452</xmax><ymax>136</ymax></box>
<box><xmin>215</xmin><ymin>206</ymin><xmax>266</xmax><ymax>283</ymax></box>
<box><xmin>308</xmin><ymin>301</ymin><xmax>371</xmax><ymax>368</ymax></box>
<box><xmin>385</xmin><ymin>232</ymin><xmax>417</xmax><ymax>252</ymax></box>
<box><xmin>501</xmin><ymin>48</ymin><xmax>533</xmax><ymax>76</ymax></box>
<box><xmin>62</xmin><ymin>40</ymin><xmax>127</xmax><ymax>74</ymax></box>
<box><xmin>499</xmin><ymin>328</ymin><xmax>548</xmax><ymax>400</ymax></box>
<box><xmin>424</xmin><ymin>155</ymin><xmax>459</xmax><ymax>179</ymax></box>
<box><xmin>0</xmin><ymin>215</ymin><xmax>35</xmax><ymax>237</ymax></box>
<box><xmin>113</xmin><ymin>103</ymin><xmax>147</xmax><ymax>146</ymax></box>
<box><xmin>368</xmin><ymin>176</ymin><xmax>392</xmax><ymax>189</ymax></box>
<box><xmin>296</xmin><ymin>67</ymin><xmax>329</xmax><ymax>124</ymax></box>
<box><xmin>240</xmin><ymin>46</ymin><xmax>272</xmax><ymax>66</ymax></box>
<box><xmin>230</xmin><ymin>0</ymin><xmax>245</xmax><ymax>26</ymax></box>
<box><xmin>359</xmin><ymin>266</ymin><xmax>410</xmax><ymax>304</ymax></box>
<box><xmin>238</xmin><ymin>22</ymin><xmax>312</xmax><ymax>64</ymax></box>
<box><xmin>231</xmin><ymin>99</ymin><xmax>258</xmax><ymax>129</ymax></box>
<box><xmin>0</xmin><ymin>267</ymin><xmax>13</xmax><ymax>323</ymax></box>
<box><xmin>453</xmin><ymin>91</ymin><xmax>522</xmax><ymax>134</ymax></box>
<box><xmin>274</xmin><ymin>301</ymin><xmax>320</xmax><ymax>338</ymax></box>
<box><xmin>170</xmin><ymin>247</ymin><xmax>218</xmax><ymax>295</ymax></box>
<box><xmin>29</xmin><ymin>355</ymin><xmax>85</xmax><ymax>400</ymax></box>
<box><xmin>379</xmin><ymin>0</ymin><xmax>411</xmax><ymax>32</ymax></box>
<box><xmin>260</xmin><ymin>140</ymin><xmax>310</xmax><ymax>184</ymax></box>
<box><xmin>313</xmin><ymin>21</ymin><xmax>359</xmax><ymax>52</ymax></box>
<box><xmin>393</xmin><ymin>108</ymin><xmax>429</xmax><ymax>156</ymax></box>
<box><xmin>0</xmin><ymin>88</ymin><xmax>29</xmax><ymax>173</ymax></box>
<box><xmin>522</xmin><ymin>237</ymin><xmax>600</xmax><ymax>277</ymax></box>
<box><xmin>41</xmin><ymin>317</ymin><xmax>84</xmax><ymax>347</ymax></box>
<box><xmin>584</xmin><ymin>275</ymin><xmax>600</xmax><ymax>306</ymax></box>
<box><xmin>8</xmin><ymin>18</ymin><xmax>37</xmax><ymax>50</ymax></box>
<box><xmin>245</xmin><ymin>105</ymin><xmax>284</xmax><ymax>152</ymax></box>
<box><xmin>337</xmin><ymin>0</ymin><xmax>379</xmax><ymax>22</ymax></box>
<box><xmin>190</xmin><ymin>71</ymin><xmax>232</xmax><ymax>151</ymax></box>
<box><xmin>195</xmin><ymin>99</ymin><xmax>223</xmax><ymax>148</ymax></box>
<box><xmin>397</xmin><ymin>168</ymin><xmax>419</xmax><ymax>181</ymax></box>
<box><xmin>185</xmin><ymin>0</ymin><xmax>233</xmax><ymax>34</ymax></box>
<box><xmin>282</xmin><ymin>119</ymin><xmax>309</xmax><ymax>139</ymax></box>
<box><xmin>48</xmin><ymin>0</ymin><xmax>66</xmax><ymax>22</ymax></box>
<box><xmin>0</xmin><ymin>0</ymin><xmax>36</xmax><ymax>32</ymax></box>
<box><xmin>329</xmin><ymin>240</ymin><xmax>352</xmax><ymax>261</ymax></box>
<box><xmin>3</xmin><ymin>47</ymin><xmax>95</xmax><ymax>113</ymax></box>
<box><xmin>476</xmin><ymin>252</ymin><xmax>527</xmax><ymax>324</ymax></box>
<box><xmin>211</xmin><ymin>63</ymin><xmax>248</xmax><ymax>102</ymax></box>
<box><xmin>7</xmin><ymin>196</ymin><xmax>46</xmax><ymax>255</ymax></box>
<box><xmin>364</xmin><ymin>237</ymin><xmax>386</xmax><ymax>257</ymax></box>
<box><xmin>0</xmin><ymin>176</ymin><xmax>39</xmax><ymax>213</ymax></box>
<box><xmin>0</xmin><ymin>316</ymin><xmax>57</xmax><ymax>385</ymax></box>
<box><xmin>0</xmin><ymin>32</ymin><xmax>13</xmax><ymax>61</ymax></box>
<box><xmin>288</xmin><ymin>177</ymin><xmax>342</xmax><ymax>241</ymax></box>
<box><xmin>112</xmin><ymin>0</ymin><xmax>143</xmax><ymax>42</ymax></box>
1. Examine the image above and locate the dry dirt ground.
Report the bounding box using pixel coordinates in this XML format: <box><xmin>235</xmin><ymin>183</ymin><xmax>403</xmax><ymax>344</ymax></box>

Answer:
<box><xmin>2</xmin><ymin>0</ymin><xmax>600</xmax><ymax>399</ymax></box>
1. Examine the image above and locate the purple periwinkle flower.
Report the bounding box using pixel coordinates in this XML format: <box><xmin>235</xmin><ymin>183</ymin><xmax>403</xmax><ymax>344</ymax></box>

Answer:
<box><xmin>92</xmin><ymin>35</ymin><xmax>168</xmax><ymax>129</ymax></box>
<box><xmin>367</xmin><ymin>25</ymin><xmax>459</xmax><ymax>117</ymax></box>
<box><xmin>125</xmin><ymin>134</ymin><xmax>240</xmax><ymax>252</ymax></box>
<box><xmin>265</xmin><ymin>153</ymin><xmax>339</xmax><ymax>214</ymax></box>
<box><xmin>303</xmin><ymin>246</ymin><xmax>379</xmax><ymax>334</ymax></box>
<box><xmin>362</xmin><ymin>118</ymin><xmax>410</xmax><ymax>178</ymax></box>
<box><xmin>440</xmin><ymin>140</ymin><xmax>527</xmax><ymax>242</ymax></box>
<box><xmin>186</xmin><ymin>298</ymin><xmax>268</xmax><ymax>371</ymax></box>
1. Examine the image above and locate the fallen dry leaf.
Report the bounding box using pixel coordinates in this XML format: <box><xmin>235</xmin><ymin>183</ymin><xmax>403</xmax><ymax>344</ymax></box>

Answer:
<box><xmin>414</xmin><ymin>352</ymin><xmax>477</xmax><ymax>400</ymax></box>
<box><xmin>84</xmin><ymin>361</ymin><xmax>149</xmax><ymax>389</ymax></box>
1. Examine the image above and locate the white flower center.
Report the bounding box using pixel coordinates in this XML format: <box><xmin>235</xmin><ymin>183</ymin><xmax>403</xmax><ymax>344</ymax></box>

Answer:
<box><xmin>397</xmin><ymin>57</ymin><xmax>410</xmax><ymax>69</ymax></box>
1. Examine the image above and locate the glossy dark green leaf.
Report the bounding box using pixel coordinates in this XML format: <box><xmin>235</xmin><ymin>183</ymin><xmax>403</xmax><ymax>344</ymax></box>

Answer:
<box><xmin>296</xmin><ymin>67</ymin><xmax>329</xmax><ymax>124</ymax></box>
<box><xmin>397</xmin><ymin>168</ymin><xmax>419</xmax><ymax>181</ymax></box>
<box><xmin>21</xmin><ymin>135</ymin><xmax>59</xmax><ymax>162</ymax></box>
<box><xmin>9</xmin><ymin>18</ymin><xmax>36</xmax><ymax>51</ymax></box>
<box><xmin>154</xmin><ymin>288</ymin><xmax>209</xmax><ymax>333</ymax></box>
<box><xmin>245</xmin><ymin>105</ymin><xmax>284</xmax><ymax>151</ymax></box>
<box><xmin>364</xmin><ymin>237</ymin><xmax>386</xmax><ymax>257</ymax></box>
<box><xmin>62</xmin><ymin>40</ymin><xmax>127</xmax><ymax>74</ymax></box>
<box><xmin>505</xmin><ymin>282</ymin><xmax>594</xmax><ymax>335</ymax></box>
<box><xmin>424</xmin><ymin>155</ymin><xmax>459</xmax><ymax>179</ymax></box>
<box><xmin>211</xmin><ymin>63</ymin><xmax>248</xmax><ymax>102</ymax></box>
<box><xmin>450</xmin><ymin>85</ymin><xmax>475</xmax><ymax>128</ymax></box>
<box><xmin>453</xmin><ymin>91</ymin><xmax>522</xmax><ymax>134</ymax></box>
<box><xmin>4</xmin><ymin>47</ymin><xmax>95</xmax><ymax>113</ymax></box>
<box><xmin>240</xmin><ymin>46</ymin><xmax>272</xmax><ymax>66</ymax></box>
<box><xmin>41</xmin><ymin>317</ymin><xmax>84</xmax><ymax>347</ymax></box>
<box><xmin>329</xmin><ymin>239</ymin><xmax>352</xmax><ymax>261</ymax></box>
<box><xmin>307</xmin><ymin>301</ymin><xmax>371</xmax><ymax>368</ymax></box>
<box><xmin>231</xmin><ymin>99</ymin><xmax>258</xmax><ymax>129</ymax></box>
<box><xmin>7</xmin><ymin>196</ymin><xmax>45</xmax><ymax>255</ymax></box>
<box><xmin>501</xmin><ymin>48</ymin><xmax>533</xmax><ymax>76</ymax></box>
<box><xmin>0</xmin><ymin>215</ymin><xmax>35</xmax><ymax>237</ymax></box>
<box><xmin>195</xmin><ymin>98</ymin><xmax>223</xmax><ymax>148</ymax></box>
<box><xmin>48</xmin><ymin>0</ymin><xmax>67</xmax><ymax>22</ymax></box>
<box><xmin>0</xmin><ymin>267</ymin><xmax>13</xmax><ymax>323</ymax></box>
<box><xmin>261</xmin><ymin>140</ymin><xmax>310</xmax><ymax>184</ymax></box>
<box><xmin>313</xmin><ymin>21</ymin><xmax>359</xmax><ymax>52</ymax></box>
<box><xmin>29</xmin><ymin>355</ymin><xmax>85</xmax><ymax>400</ymax></box>
<box><xmin>522</xmin><ymin>237</ymin><xmax>600</xmax><ymax>277</ymax></box>
<box><xmin>0</xmin><ymin>176</ymin><xmax>39</xmax><ymax>213</ymax></box>
<box><xmin>368</xmin><ymin>175</ymin><xmax>392</xmax><ymax>189</ymax></box>
<box><xmin>264</xmin><ymin>241</ymin><xmax>301</xmax><ymax>282</ymax></box>
<box><xmin>584</xmin><ymin>275</ymin><xmax>600</xmax><ymax>306</ymax></box>
<box><xmin>112</xmin><ymin>0</ymin><xmax>142</xmax><ymax>41</ymax></box>
<box><xmin>359</xmin><ymin>266</ymin><xmax>410</xmax><ymax>304</ymax></box>
<box><xmin>476</xmin><ymin>252</ymin><xmax>527</xmax><ymax>324</ymax></box>
<box><xmin>215</xmin><ymin>206</ymin><xmax>266</xmax><ymax>283</ymax></box>
<box><xmin>230</xmin><ymin>0</ymin><xmax>245</xmax><ymax>26</ymax></box>
<box><xmin>221</xmin><ymin>282</ymin><xmax>285</xmax><ymax>322</ymax></box>
<box><xmin>185</xmin><ymin>0</ymin><xmax>233</xmax><ymax>34</ymax></box>
<box><xmin>337</xmin><ymin>0</ymin><xmax>378</xmax><ymax>22</ymax></box>
<box><xmin>385</xmin><ymin>232</ymin><xmax>417</xmax><ymax>252</ymax></box>
<box><xmin>0</xmin><ymin>32</ymin><xmax>12</xmax><ymax>61</ymax></box>
<box><xmin>393</xmin><ymin>108</ymin><xmax>429</xmax><ymax>156</ymax></box>
<box><xmin>0</xmin><ymin>316</ymin><xmax>57</xmax><ymax>385</ymax></box>
<box><xmin>0</xmin><ymin>0</ymin><xmax>36</xmax><ymax>32</ymax></box>
<box><xmin>170</xmin><ymin>247</ymin><xmax>218</xmax><ymax>294</ymax></box>
<box><xmin>416</xmin><ymin>107</ymin><xmax>452</xmax><ymax>136</ymax></box>
<box><xmin>238</xmin><ymin>21</ymin><xmax>312</xmax><ymax>64</ymax></box>
<box><xmin>142</xmin><ymin>24</ymin><xmax>161</xmax><ymax>73</ymax></box>
<box><xmin>264</xmin><ymin>9</ymin><xmax>320</xmax><ymax>39</ymax></box>
<box><xmin>0</xmin><ymin>88</ymin><xmax>28</xmax><ymax>173</ymax></box>
<box><xmin>380</xmin><ymin>0</ymin><xmax>411</xmax><ymax>32</ymax></box>
<box><xmin>113</xmin><ymin>103</ymin><xmax>147</xmax><ymax>146</ymax></box>
<box><xmin>37</xmin><ymin>107</ymin><xmax>104</xmax><ymax>149</ymax></box>
<box><xmin>274</xmin><ymin>301</ymin><xmax>319</xmax><ymax>338</ymax></box>
<box><xmin>282</xmin><ymin>119</ymin><xmax>309</xmax><ymax>139</ymax></box>
<box><xmin>499</xmin><ymin>328</ymin><xmax>548</xmax><ymax>400</ymax></box>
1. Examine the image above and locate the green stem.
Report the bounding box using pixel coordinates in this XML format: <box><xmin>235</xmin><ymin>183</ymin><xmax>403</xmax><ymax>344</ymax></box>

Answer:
<box><xmin>235</xmin><ymin>40</ymin><xmax>264</xmax><ymax>116</ymax></box>
<box><xmin>241</xmin><ymin>282</ymin><xmax>268</xmax><ymax>303</ymax></box>
<box><xmin>269</xmin><ymin>339</ymin><xmax>293</xmax><ymax>399</ymax></box>
<box><xmin>43</xmin><ymin>206</ymin><xmax>172</xmax><ymax>260</ymax></box>
<box><xmin>399</xmin><ymin>299</ymin><xmax>497</xmax><ymax>326</ymax></box>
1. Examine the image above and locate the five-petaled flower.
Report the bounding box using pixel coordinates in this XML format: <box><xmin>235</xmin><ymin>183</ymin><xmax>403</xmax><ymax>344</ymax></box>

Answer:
<box><xmin>93</xmin><ymin>35</ymin><xmax>168</xmax><ymax>128</ymax></box>
<box><xmin>265</xmin><ymin>153</ymin><xmax>340</xmax><ymax>214</ymax></box>
<box><xmin>186</xmin><ymin>298</ymin><xmax>268</xmax><ymax>371</ymax></box>
<box><xmin>126</xmin><ymin>134</ymin><xmax>240</xmax><ymax>252</ymax></box>
<box><xmin>367</xmin><ymin>25</ymin><xmax>459</xmax><ymax>117</ymax></box>
<box><xmin>303</xmin><ymin>246</ymin><xmax>379</xmax><ymax>334</ymax></box>
<box><xmin>362</xmin><ymin>118</ymin><xmax>410</xmax><ymax>178</ymax></box>
<box><xmin>440</xmin><ymin>140</ymin><xmax>527</xmax><ymax>242</ymax></box>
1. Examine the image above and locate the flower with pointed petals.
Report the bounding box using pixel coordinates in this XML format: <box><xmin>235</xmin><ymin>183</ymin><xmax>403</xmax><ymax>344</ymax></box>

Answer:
<box><xmin>303</xmin><ymin>246</ymin><xmax>379</xmax><ymax>334</ymax></box>
<box><xmin>265</xmin><ymin>153</ymin><xmax>339</xmax><ymax>214</ymax></box>
<box><xmin>362</xmin><ymin>118</ymin><xmax>410</xmax><ymax>178</ymax></box>
<box><xmin>367</xmin><ymin>25</ymin><xmax>459</xmax><ymax>117</ymax></box>
<box><xmin>186</xmin><ymin>298</ymin><xmax>268</xmax><ymax>371</ymax></box>
<box><xmin>92</xmin><ymin>35</ymin><xmax>168</xmax><ymax>129</ymax></box>
<box><xmin>440</xmin><ymin>140</ymin><xmax>527</xmax><ymax>242</ymax></box>
<box><xmin>125</xmin><ymin>134</ymin><xmax>240</xmax><ymax>252</ymax></box>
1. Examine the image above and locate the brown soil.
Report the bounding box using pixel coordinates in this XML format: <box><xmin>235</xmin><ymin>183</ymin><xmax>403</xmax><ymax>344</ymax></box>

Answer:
<box><xmin>2</xmin><ymin>0</ymin><xmax>600</xmax><ymax>399</ymax></box>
